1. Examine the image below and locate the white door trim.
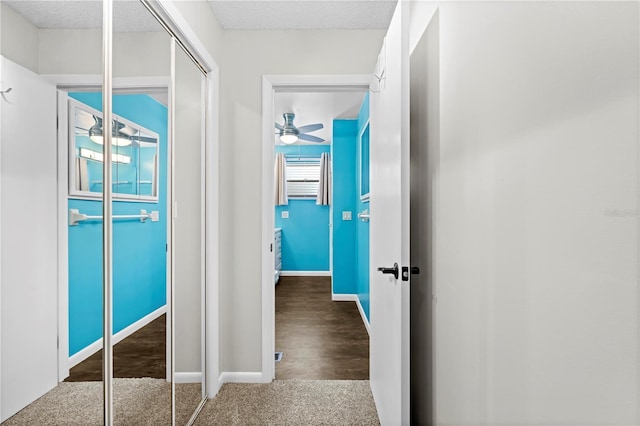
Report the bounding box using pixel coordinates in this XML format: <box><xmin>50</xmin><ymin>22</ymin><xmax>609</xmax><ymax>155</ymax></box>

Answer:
<box><xmin>261</xmin><ymin>75</ymin><xmax>371</xmax><ymax>382</ymax></box>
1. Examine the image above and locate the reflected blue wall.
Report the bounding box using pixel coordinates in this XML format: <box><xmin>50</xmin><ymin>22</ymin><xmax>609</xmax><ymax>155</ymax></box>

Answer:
<box><xmin>68</xmin><ymin>93</ymin><xmax>167</xmax><ymax>356</ymax></box>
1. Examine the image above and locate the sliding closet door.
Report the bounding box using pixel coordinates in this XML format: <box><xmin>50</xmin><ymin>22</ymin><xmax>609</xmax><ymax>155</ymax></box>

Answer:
<box><xmin>1</xmin><ymin>0</ymin><xmax>105</xmax><ymax>422</ymax></box>
<box><xmin>173</xmin><ymin>42</ymin><xmax>207</xmax><ymax>422</ymax></box>
<box><xmin>111</xmin><ymin>1</ymin><xmax>172</xmax><ymax>424</ymax></box>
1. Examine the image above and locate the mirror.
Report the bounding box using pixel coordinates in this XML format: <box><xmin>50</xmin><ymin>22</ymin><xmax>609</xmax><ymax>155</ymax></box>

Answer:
<box><xmin>70</xmin><ymin>99</ymin><xmax>159</xmax><ymax>201</ymax></box>
<box><xmin>1</xmin><ymin>0</ymin><xmax>105</xmax><ymax>423</ymax></box>
<box><xmin>359</xmin><ymin>122</ymin><xmax>370</xmax><ymax>201</ymax></box>
<box><xmin>111</xmin><ymin>0</ymin><xmax>172</xmax><ymax>424</ymax></box>
<box><xmin>174</xmin><ymin>40</ymin><xmax>207</xmax><ymax>423</ymax></box>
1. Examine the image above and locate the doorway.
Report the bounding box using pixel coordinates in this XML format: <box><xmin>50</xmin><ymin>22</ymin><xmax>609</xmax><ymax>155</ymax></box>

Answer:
<box><xmin>263</xmin><ymin>76</ymin><xmax>372</xmax><ymax>381</ymax></box>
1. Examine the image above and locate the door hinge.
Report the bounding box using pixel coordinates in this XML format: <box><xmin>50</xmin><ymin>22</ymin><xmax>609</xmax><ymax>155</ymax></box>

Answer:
<box><xmin>166</xmin><ymin>243</ymin><xmax>168</xmax><ymax>252</ymax></box>
<box><xmin>270</xmin><ymin>243</ymin><xmax>273</xmax><ymax>252</ymax></box>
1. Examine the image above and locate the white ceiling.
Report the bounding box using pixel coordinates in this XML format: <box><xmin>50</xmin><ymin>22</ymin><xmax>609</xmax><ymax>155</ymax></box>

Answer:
<box><xmin>274</xmin><ymin>90</ymin><xmax>366</xmax><ymax>145</ymax></box>
<box><xmin>3</xmin><ymin>0</ymin><xmax>396</xmax><ymax>31</ymax></box>
<box><xmin>208</xmin><ymin>0</ymin><xmax>396</xmax><ymax>30</ymax></box>
<box><xmin>3</xmin><ymin>1</ymin><xmax>374</xmax><ymax>145</ymax></box>
<box><xmin>2</xmin><ymin>0</ymin><xmax>164</xmax><ymax>32</ymax></box>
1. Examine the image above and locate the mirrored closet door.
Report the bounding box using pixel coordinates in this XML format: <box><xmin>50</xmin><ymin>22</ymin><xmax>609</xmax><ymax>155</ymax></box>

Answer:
<box><xmin>1</xmin><ymin>0</ymin><xmax>105</xmax><ymax>423</ymax></box>
<box><xmin>0</xmin><ymin>0</ymin><xmax>211</xmax><ymax>424</ymax></box>
<box><xmin>112</xmin><ymin>1</ymin><xmax>172</xmax><ymax>424</ymax></box>
<box><xmin>173</xmin><ymin>40</ymin><xmax>208</xmax><ymax>424</ymax></box>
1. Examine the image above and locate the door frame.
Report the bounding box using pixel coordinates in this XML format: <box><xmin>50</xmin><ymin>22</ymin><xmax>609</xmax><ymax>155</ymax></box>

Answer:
<box><xmin>260</xmin><ymin>75</ymin><xmax>371</xmax><ymax>382</ymax></box>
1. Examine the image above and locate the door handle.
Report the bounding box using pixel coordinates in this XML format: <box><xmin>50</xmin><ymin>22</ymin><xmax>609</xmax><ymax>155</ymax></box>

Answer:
<box><xmin>377</xmin><ymin>263</ymin><xmax>399</xmax><ymax>279</ymax></box>
<box><xmin>401</xmin><ymin>266</ymin><xmax>421</xmax><ymax>281</ymax></box>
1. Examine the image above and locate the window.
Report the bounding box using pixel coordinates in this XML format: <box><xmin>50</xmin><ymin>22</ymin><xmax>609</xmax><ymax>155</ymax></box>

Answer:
<box><xmin>286</xmin><ymin>157</ymin><xmax>321</xmax><ymax>199</ymax></box>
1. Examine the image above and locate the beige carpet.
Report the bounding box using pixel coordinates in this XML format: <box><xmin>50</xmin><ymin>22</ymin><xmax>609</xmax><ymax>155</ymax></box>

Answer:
<box><xmin>194</xmin><ymin>380</ymin><xmax>380</xmax><ymax>425</ymax></box>
<box><xmin>3</xmin><ymin>378</ymin><xmax>202</xmax><ymax>425</ymax></box>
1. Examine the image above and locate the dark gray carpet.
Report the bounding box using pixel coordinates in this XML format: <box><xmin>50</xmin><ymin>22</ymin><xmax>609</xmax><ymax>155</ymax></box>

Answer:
<box><xmin>194</xmin><ymin>380</ymin><xmax>380</xmax><ymax>425</ymax></box>
<box><xmin>3</xmin><ymin>378</ymin><xmax>201</xmax><ymax>425</ymax></box>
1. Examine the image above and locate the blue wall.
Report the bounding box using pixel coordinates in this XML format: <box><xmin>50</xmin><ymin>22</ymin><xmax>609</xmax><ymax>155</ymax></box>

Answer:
<box><xmin>331</xmin><ymin>120</ymin><xmax>358</xmax><ymax>294</ymax></box>
<box><xmin>330</xmin><ymin>94</ymin><xmax>370</xmax><ymax>320</ymax></box>
<box><xmin>275</xmin><ymin>144</ymin><xmax>330</xmax><ymax>271</ymax></box>
<box><xmin>68</xmin><ymin>93</ymin><xmax>168</xmax><ymax>356</ymax></box>
<box><xmin>356</xmin><ymin>93</ymin><xmax>371</xmax><ymax>320</ymax></box>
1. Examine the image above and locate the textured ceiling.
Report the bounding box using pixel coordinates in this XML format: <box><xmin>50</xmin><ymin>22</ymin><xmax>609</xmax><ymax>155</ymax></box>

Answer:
<box><xmin>274</xmin><ymin>90</ymin><xmax>366</xmax><ymax>145</ymax></box>
<box><xmin>3</xmin><ymin>0</ymin><xmax>396</xmax><ymax>31</ymax></box>
<box><xmin>207</xmin><ymin>0</ymin><xmax>397</xmax><ymax>30</ymax></box>
<box><xmin>2</xmin><ymin>0</ymin><xmax>164</xmax><ymax>32</ymax></box>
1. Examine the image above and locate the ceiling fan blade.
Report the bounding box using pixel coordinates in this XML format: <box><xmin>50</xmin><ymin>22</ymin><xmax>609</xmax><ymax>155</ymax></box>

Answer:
<box><xmin>118</xmin><ymin>125</ymin><xmax>138</xmax><ymax>137</ymax></box>
<box><xmin>298</xmin><ymin>134</ymin><xmax>325</xmax><ymax>143</ymax></box>
<box><xmin>275</xmin><ymin>122</ymin><xmax>284</xmax><ymax>131</ymax></box>
<box><xmin>296</xmin><ymin>123</ymin><xmax>323</xmax><ymax>133</ymax></box>
<box><xmin>135</xmin><ymin>136</ymin><xmax>158</xmax><ymax>143</ymax></box>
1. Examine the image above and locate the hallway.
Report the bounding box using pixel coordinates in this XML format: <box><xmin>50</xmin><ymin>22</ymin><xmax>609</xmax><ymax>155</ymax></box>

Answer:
<box><xmin>275</xmin><ymin>276</ymin><xmax>369</xmax><ymax>380</ymax></box>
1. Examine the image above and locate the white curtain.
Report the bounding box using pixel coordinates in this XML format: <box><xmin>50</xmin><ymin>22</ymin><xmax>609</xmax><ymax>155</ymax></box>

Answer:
<box><xmin>316</xmin><ymin>152</ymin><xmax>331</xmax><ymax>205</ymax></box>
<box><xmin>274</xmin><ymin>153</ymin><xmax>288</xmax><ymax>206</ymax></box>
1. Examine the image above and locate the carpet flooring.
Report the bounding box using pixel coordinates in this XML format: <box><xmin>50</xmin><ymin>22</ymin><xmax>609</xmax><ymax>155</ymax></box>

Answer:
<box><xmin>194</xmin><ymin>380</ymin><xmax>380</xmax><ymax>425</ymax></box>
<box><xmin>3</xmin><ymin>378</ymin><xmax>201</xmax><ymax>426</ymax></box>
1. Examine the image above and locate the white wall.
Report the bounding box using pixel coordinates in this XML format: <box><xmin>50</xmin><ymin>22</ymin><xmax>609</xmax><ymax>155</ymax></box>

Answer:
<box><xmin>428</xmin><ymin>2</ymin><xmax>639</xmax><ymax>424</ymax></box>
<box><xmin>218</xmin><ymin>29</ymin><xmax>384</xmax><ymax>372</ymax></box>
<box><xmin>38</xmin><ymin>29</ymin><xmax>170</xmax><ymax>77</ymax></box>
<box><xmin>169</xmin><ymin>0</ymin><xmax>223</xmax><ymax>66</ymax></box>
<box><xmin>0</xmin><ymin>3</ymin><xmax>38</xmax><ymax>73</ymax></box>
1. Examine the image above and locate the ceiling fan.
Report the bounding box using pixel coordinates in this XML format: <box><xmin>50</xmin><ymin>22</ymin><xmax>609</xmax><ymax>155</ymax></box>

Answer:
<box><xmin>275</xmin><ymin>113</ymin><xmax>324</xmax><ymax>144</ymax></box>
<box><xmin>87</xmin><ymin>116</ymin><xmax>157</xmax><ymax>146</ymax></box>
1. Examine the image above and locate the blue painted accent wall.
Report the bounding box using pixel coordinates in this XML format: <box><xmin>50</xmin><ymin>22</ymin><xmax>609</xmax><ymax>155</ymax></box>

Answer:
<box><xmin>356</xmin><ymin>93</ymin><xmax>371</xmax><ymax>320</ymax></box>
<box><xmin>275</xmin><ymin>144</ymin><xmax>330</xmax><ymax>271</ymax></box>
<box><xmin>331</xmin><ymin>120</ymin><xmax>358</xmax><ymax>295</ymax></box>
<box><xmin>68</xmin><ymin>93</ymin><xmax>167</xmax><ymax>356</ymax></box>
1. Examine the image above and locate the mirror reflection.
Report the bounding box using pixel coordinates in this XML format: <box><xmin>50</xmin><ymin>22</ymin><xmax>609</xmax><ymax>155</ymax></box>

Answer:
<box><xmin>71</xmin><ymin>100</ymin><xmax>160</xmax><ymax>201</ymax></box>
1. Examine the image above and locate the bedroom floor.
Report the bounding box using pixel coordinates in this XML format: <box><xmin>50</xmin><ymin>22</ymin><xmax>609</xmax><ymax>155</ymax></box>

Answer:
<box><xmin>65</xmin><ymin>314</ymin><xmax>166</xmax><ymax>382</ymax></box>
<box><xmin>275</xmin><ymin>276</ymin><xmax>369</xmax><ymax>380</ymax></box>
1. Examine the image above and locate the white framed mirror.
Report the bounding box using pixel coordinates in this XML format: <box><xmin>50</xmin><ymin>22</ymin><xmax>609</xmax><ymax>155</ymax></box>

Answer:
<box><xmin>69</xmin><ymin>98</ymin><xmax>160</xmax><ymax>202</ymax></box>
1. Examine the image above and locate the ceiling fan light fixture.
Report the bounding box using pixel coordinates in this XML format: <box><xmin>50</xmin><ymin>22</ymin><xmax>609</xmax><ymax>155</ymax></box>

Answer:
<box><xmin>89</xmin><ymin>124</ymin><xmax>133</xmax><ymax>147</ymax></box>
<box><xmin>280</xmin><ymin>134</ymin><xmax>299</xmax><ymax>144</ymax></box>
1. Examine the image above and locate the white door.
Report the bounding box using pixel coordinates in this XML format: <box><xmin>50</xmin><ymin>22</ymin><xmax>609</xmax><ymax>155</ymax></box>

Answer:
<box><xmin>0</xmin><ymin>56</ymin><xmax>58</xmax><ymax>421</ymax></box>
<box><xmin>369</xmin><ymin>2</ymin><xmax>411</xmax><ymax>425</ymax></box>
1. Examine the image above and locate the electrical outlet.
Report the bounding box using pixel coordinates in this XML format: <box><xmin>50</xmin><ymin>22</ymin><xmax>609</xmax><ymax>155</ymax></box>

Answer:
<box><xmin>281</xmin><ymin>211</ymin><xmax>289</xmax><ymax>219</ymax></box>
<box><xmin>342</xmin><ymin>211</ymin><xmax>352</xmax><ymax>221</ymax></box>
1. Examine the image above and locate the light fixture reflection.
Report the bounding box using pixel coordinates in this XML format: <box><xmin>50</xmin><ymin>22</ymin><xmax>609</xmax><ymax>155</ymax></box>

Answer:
<box><xmin>89</xmin><ymin>116</ymin><xmax>133</xmax><ymax>146</ymax></box>
<box><xmin>280</xmin><ymin>134</ymin><xmax>299</xmax><ymax>144</ymax></box>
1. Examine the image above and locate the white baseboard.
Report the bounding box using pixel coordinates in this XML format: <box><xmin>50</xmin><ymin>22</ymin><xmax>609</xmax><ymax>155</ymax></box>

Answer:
<box><xmin>175</xmin><ymin>372</ymin><xmax>202</xmax><ymax>384</ymax></box>
<box><xmin>280</xmin><ymin>271</ymin><xmax>330</xmax><ymax>277</ymax></box>
<box><xmin>332</xmin><ymin>293</ymin><xmax>357</xmax><ymax>302</ymax></box>
<box><xmin>69</xmin><ymin>305</ymin><xmax>167</xmax><ymax>368</ymax></box>
<box><xmin>355</xmin><ymin>296</ymin><xmax>370</xmax><ymax>335</ymax></box>
<box><xmin>332</xmin><ymin>294</ymin><xmax>370</xmax><ymax>335</ymax></box>
<box><xmin>218</xmin><ymin>372</ymin><xmax>263</xmax><ymax>384</ymax></box>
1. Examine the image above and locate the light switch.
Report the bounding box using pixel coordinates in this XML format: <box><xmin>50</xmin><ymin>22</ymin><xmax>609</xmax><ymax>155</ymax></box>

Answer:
<box><xmin>342</xmin><ymin>211</ymin><xmax>352</xmax><ymax>221</ymax></box>
<box><xmin>281</xmin><ymin>211</ymin><xmax>289</xmax><ymax>219</ymax></box>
